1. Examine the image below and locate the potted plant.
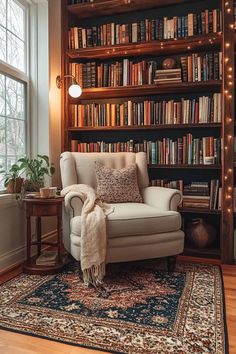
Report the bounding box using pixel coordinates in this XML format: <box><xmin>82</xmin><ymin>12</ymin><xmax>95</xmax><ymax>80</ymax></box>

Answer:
<box><xmin>18</xmin><ymin>155</ymin><xmax>55</xmax><ymax>192</ymax></box>
<box><xmin>0</xmin><ymin>163</ymin><xmax>24</xmax><ymax>193</ymax></box>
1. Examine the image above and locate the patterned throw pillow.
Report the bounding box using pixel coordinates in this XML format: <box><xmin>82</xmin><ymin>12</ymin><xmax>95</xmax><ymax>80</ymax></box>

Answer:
<box><xmin>95</xmin><ymin>162</ymin><xmax>143</xmax><ymax>203</ymax></box>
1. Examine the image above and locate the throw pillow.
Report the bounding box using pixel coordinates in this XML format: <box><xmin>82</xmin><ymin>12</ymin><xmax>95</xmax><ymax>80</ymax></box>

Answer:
<box><xmin>95</xmin><ymin>162</ymin><xmax>143</xmax><ymax>203</ymax></box>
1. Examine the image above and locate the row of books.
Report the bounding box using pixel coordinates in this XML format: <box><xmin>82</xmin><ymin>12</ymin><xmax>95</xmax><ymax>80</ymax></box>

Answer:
<box><xmin>71</xmin><ymin>94</ymin><xmax>222</xmax><ymax>127</ymax></box>
<box><xmin>69</xmin><ymin>52</ymin><xmax>222</xmax><ymax>88</ymax></box>
<box><xmin>69</xmin><ymin>60</ymin><xmax>157</xmax><ymax>88</ymax></box>
<box><xmin>150</xmin><ymin>179</ymin><xmax>221</xmax><ymax>210</ymax></box>
<box><xmin>180</xmin><ymin>52</ymin><xmax>222</xmax><ymax>82</ymax></box>
<box><xmin>71</xmin><ymin>136</ymin><xmax>222</xmax><ymax>165</ymax></box>
<box><xmin>68</xmin><ymin>9</ymin><xmax>222</xmax><ymax>49</ymax></box>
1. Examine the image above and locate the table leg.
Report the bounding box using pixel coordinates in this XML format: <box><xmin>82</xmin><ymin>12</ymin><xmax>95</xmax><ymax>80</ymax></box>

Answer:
<box><xmin>57</xmin><ymin>213</ymin><xmax>62</xmax><ymax>263</ymax></box>
<box><xmin>26</xmin><ymin>216</ymin><xmax>31</xmax><ymax>262</ymax></box>
<box><xmin>37</xmin><ymin>217</ymin><xmax>41</xmax><ymax>257</ymax></box>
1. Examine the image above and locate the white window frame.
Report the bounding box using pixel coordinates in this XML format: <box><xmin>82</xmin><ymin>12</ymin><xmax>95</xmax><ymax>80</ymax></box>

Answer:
<box><xmin>0</xmin><ymin>0</ymin><xmax>31</xmax><ymax>193</ymax></box>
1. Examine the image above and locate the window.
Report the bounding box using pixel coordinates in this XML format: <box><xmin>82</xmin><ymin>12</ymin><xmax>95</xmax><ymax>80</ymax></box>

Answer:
<box><xmin>0</xmin><ymin>0</ymin><xmax>27</xmax><ymax>191</ymax></box>
<box><xmin>0</xmin><ymin>0</ymin><xmax>26</xmax><ymax>72</ymax></box>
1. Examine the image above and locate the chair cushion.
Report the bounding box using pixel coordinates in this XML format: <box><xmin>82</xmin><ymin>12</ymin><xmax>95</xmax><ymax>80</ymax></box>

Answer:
<box><xmin>95</xmin><ymin>162</ymin><xmax>143</xmax><ymax>203</ymax></box>
<box><xmin>70</xmin><ymin>203</ymin><xmax>181</xmax><ymax>238</ymax></box>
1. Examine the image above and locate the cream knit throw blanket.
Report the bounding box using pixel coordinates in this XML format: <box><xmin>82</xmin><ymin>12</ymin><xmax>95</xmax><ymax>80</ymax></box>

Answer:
<box><xmin>61</xmin><ymin>184</ymin><xmax>114</xmax><ymax>286</ymax></box>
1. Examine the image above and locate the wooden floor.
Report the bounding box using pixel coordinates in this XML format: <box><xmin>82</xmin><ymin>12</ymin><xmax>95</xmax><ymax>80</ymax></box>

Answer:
<box><xmin>0</xmin><ymin>257</ymin><xmax>235</xmax><ymax>354</ymax></box>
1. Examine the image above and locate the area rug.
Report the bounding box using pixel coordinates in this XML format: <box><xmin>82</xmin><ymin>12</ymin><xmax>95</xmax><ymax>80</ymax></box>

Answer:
<box><xmin>0</xmin><ymin>260</ymin><xmax>228</xmax><ymax>354</ymax></box>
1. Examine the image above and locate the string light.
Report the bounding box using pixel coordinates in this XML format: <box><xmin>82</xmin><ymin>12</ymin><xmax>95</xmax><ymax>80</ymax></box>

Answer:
<box><xmin>227</xmin><ymin>208</ymin><xmax>231</xmax><ymax>213</ymax></box>
<box><xmin>225</xmin><ymin>42</ymin><xmax>230</xmax><ymax>48</ymax></box>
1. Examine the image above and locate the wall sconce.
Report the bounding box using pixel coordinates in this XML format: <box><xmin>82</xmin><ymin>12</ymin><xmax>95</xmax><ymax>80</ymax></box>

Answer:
<box><xmin>56</xmin><ymin>74</ymin><xmax>82</xmax><ymax>98</ymax></box>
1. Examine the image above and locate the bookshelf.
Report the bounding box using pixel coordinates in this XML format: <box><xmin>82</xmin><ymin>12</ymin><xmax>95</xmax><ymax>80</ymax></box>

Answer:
<box><xmin>61</xmin><ymin>0</ymin><xmax>235</xmax><ymax>263</ymax></box>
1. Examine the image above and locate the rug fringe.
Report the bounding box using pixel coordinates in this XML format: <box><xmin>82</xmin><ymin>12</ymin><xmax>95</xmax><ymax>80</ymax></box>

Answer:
<box><xmin>83</xmin><ymin>262</ymin><xmax>106</xmax><ymax>287</ymax></box>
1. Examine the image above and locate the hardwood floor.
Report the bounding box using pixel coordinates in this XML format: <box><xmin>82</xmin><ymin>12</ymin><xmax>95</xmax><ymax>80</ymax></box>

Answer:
<box><xmin>0</xmin><ymin>258</ymin><xmax>235</xmax><ymax>354</ymax></box>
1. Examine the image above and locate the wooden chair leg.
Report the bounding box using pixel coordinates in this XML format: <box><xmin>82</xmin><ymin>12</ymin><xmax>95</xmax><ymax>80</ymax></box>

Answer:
<box><xmin>167</xmin><ymin>256</ymin><xmax>177</xmax><ymax>272</ymax></box>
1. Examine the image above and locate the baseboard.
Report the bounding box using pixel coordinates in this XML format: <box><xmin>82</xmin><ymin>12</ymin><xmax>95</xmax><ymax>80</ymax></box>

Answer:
<box><xmin>0</xmin><ymin>230</ymin><xmax>57</xmax><ymax>275</ymax></box>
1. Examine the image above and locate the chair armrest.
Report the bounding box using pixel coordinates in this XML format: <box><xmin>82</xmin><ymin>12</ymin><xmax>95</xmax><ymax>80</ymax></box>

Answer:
<box><xmin>142</xmin><ymin>186</ymin><xmax>182</xmax><ymax>211</ymax></box>
<box><xmin>63</xmin><ymin>191</ymin><xmax>83</xmax><ymax>217</ymax></box>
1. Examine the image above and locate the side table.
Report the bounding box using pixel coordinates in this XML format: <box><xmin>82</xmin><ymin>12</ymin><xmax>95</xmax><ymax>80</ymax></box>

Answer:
<box><xmin>23</xmin><ymin>196</ymin><xmax>66</xmax><ymax>275</ymax></box>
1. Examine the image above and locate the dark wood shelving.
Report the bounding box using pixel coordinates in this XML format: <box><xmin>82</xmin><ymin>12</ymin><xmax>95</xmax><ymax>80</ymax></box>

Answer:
<box><xmin>67</xmin><ymin>0</ymin><xmax>200</xmax><ymax>20</ymax></box>
<box><xmin>67</xmin><ymin>34</ymin><xmax>221</xmax><ymax>60</ymax></box>
<box><xmin>183</xmin><ymin>246</ymin><xmax>221</xmax><ymax>259</ymax></box>
<box><xmin>68</xmin><ymin>123</ymin><xmax>221</xmax><ymax>132</ymax></box>
<box><xmin>148</xmin><ymin>164</ymin><xmax>221</xmax><ymax>169</ymax></box>
<box><xmin>75</xmin><ymin>81</ymin><xmax>221</xmax><ymax>100</ymax></box>
<box><xmin>62</xmin><ymin>0</ymin><xmax>235</xmax><ymax>264</ymax></box>
<box><xmin>179</xmin><ymin>207</ymin><xmax>221</xmax><ymax>214</ymax></box>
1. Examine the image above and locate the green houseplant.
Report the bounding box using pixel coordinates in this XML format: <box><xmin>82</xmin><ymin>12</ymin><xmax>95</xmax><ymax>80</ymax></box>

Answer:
<box><xmin>0</xmin><ymin>163</ymin><xmax>24</xmax><ymax>193</ymax></box>
<box><xmin>18</xmin><ymin>155</ymin><xmax>55</xmax><ymax>192</ymax></box>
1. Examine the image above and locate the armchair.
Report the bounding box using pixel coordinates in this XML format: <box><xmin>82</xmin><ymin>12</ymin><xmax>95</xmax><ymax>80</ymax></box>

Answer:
<box><xmin>60</xmin><ymin>152</ymin><xmax>184</xmax><ymax>270</ymax></box>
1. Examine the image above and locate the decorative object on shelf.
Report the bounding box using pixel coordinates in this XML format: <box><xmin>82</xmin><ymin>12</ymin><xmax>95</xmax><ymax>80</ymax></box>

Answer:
<box><xmin>162</xmin><ymin>58</ymin><xmax>176</xmax><ymax>69</ymax></box>
<box><xmin>0</xmin><ymin>163</ymin><xmax>24</xmax><ymax>193</ymax></box>
<box><xmin>186</xmin><ymin>218</ymin><xmax>216</xmax><ymax>249</ymax></box>
<box><xmin>56</xmin><ymin>74</ymin><xmax>82</xmax><ymax>98</ymax></box>
<box><xmin>18</xmin><ymin>155</ymin><xmax>55</xmax><ymax>193</ymax></box>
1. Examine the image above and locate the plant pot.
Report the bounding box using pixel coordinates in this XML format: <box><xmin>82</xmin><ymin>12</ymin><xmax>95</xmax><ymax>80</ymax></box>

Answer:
<box><xmin>7</xmin><ymin>178</ymin><xmax>24</xmax><ymax>194</ymax></box>
<box><xmin>186</xmin><ymin>218</ymin><xmax>216</xmax><ymax>249</ymax></box>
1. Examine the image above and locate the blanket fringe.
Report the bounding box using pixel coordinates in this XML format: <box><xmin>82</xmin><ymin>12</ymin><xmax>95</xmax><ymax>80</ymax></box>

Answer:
<box><xmin>83</xmin><ymin>262</ymin><xmax>106</xmax><ymax>287</ymax></box>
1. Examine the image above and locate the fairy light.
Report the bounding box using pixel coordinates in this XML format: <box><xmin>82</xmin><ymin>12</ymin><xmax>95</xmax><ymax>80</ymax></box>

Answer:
<box><xmin>225</xmin><ymin>42</ymin><xmax>230</xmax><ymax>48</ymax></box>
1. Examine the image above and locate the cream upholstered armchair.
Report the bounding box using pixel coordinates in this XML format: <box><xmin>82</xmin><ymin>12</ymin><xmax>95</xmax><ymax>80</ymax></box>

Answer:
<box><xmin>60</xmin><ymin>151</ymin><xmax>184</xmax><ymax>271</ymax></box>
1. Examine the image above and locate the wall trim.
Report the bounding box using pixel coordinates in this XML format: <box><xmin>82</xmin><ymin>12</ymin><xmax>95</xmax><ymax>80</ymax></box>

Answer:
<box><xmin>0</xmin><ymin>230</ymin><xmax>57</xmax><ymax>275</ymax></box>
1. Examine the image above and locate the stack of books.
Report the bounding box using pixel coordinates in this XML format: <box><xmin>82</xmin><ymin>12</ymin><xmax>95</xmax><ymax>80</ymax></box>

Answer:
<box><xmin>183</xmin><ymin>181</ymin><xmax>219</xmax><ymax>209</ymax></box>
<box><xmin>154</xmin><ymin>69</ymin><xmax>182</xmax><ymax>84</ymax></box>
<box><xmin>36</xmin><ymin>251</ymin><xmax>58</xmax><ymax>266</ymax></box>
<box><xmin>151</xmin><ymin>179</ymin><xmax>220</xmax><ymax>210</ymax></box>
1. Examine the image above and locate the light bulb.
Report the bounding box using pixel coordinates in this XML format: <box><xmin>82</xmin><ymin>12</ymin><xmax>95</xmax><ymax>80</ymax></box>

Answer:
<box><xmin>68</xmin><ymin>84</ymin><xmax>82</xmax><ymax>98</ymax></box>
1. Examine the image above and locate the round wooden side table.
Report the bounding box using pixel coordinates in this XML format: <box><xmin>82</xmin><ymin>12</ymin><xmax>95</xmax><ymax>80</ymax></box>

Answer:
<box><xmin>23</xmin><ymin>196</ymin><xmax>66</xmax><ymax>275</ymax></box>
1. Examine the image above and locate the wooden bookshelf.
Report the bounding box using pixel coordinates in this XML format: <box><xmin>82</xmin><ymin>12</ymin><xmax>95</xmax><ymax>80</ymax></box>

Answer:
<box><xmin>67</xmin><ymin>34</ymin><xmax>222</xmax><ymax>60</ymax></box>
<box><xmin>148</xmin><ymin>164</ymin><xmax>222</xmax><ymax>169</ymax></box>
<box><xmin>61</xmin><ymin>0</ymin><xmax>235</xmax><ymax>263</ymax></box>
<box><xmin>178</xmin><ymin>207</ymin><xmax>221</xmax><ymax>215</ymax></box>
<box><xmin>68</xmin><ymin>123</ymin><xmax>222</xmax><ymax>132</ymax></box>
<box><xmin>68</xmin><ymin>0</ymin><xmax>204</xmax><ymax>20</ymax></box>
<box><xmin>71</xmin><ymin>81</ymin><xmax>222</xmax><ymax>101</ymax></box>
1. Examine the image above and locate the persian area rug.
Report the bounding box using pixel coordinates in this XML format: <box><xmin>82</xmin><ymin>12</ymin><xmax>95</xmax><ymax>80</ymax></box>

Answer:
<box><xmin>0</xmin><ymin>261</ymin><xmax>228</xmax><ymax>354</ymax></box>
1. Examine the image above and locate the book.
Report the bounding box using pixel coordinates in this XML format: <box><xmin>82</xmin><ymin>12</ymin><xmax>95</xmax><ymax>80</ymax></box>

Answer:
<box><xmin>36</xmin><ymin>251</ymin><xmax>58</xmax><ymax>266</ymax></box>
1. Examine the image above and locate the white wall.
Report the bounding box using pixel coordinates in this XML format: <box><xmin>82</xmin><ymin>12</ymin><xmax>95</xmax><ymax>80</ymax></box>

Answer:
<box><xmin>0</xmin><ymin>0</ymin><xmax>61</xmax><ymax>274</ymax></box>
